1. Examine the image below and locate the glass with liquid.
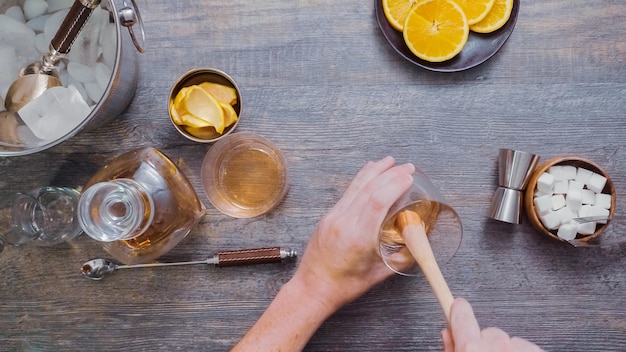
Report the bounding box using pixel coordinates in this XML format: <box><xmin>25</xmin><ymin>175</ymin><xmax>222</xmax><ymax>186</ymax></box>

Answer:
<box><xmin>379</xmin><ymin>168</ymin><xmax>463</xmax><ymax>276</ymax></box>
<box><xmin>202</xmin><ymin>132</ymin><xmax>288</xmax><ymax>218</ymax></box>
<box><xmin>77</xmin><ymin>147</ymin><xmax>205</xmax><ymax>264</ymax></box>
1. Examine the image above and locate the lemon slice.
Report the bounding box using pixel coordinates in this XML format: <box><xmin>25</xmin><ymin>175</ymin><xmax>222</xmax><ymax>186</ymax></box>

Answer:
<box><xmin>219</xmin><ymin>101</ymin><xmax>239</xmax><ymax>128</ymax></box>
<box><xmin>199</xmin><ymin>82</ymin><xmax>238</xmax><ymax>105</ymax></box>
<box><xmin>184</xmin><ymin>126</ymin><xmax>220</xmax><ymax>140</ymax></box>
<box><xmin>169</xmin><ymin>101</ymin><xmax>183</xmax><ymax>125</ymax></box>
<box><xmin>403</xmin><ymin>0</ymin><xmax>469</xmax><ymax>62</ymax></box>
<box><xmin>182</xmin><ymin>86</ymin><xmax>225</xmax><ymax>133</ymax></box>
<box><xmin>470</xmin><ymin>0</ymin><xmax>513</xmax><ymax>33</ymax></box>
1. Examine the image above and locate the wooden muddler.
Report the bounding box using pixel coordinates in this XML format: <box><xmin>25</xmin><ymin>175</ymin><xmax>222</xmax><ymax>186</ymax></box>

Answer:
<box><xmin>395</xmin><ymin>210</ymin><xmax>454</xmax><ymax>323</ymax></box>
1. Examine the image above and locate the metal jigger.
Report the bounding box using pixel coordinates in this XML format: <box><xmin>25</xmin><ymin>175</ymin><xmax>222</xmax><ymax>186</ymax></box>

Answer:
<box><xmin>488</xmin><ymin>148</ymin><xmax>540</xmax><ymax>224</ymax></box>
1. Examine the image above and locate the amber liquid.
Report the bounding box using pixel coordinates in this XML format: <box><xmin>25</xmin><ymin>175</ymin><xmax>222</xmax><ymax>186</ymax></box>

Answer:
<box><xmin>85</xmin><ymin>148</ymin><xmax>204</xmax><ymax>264</ymax></box>
<box><xmin>380</xmin><ymin>200</ymin><xmax>462</xmax><ymax>273</ymax></box>
<box><xmin>217</xmin><ymin>148</ymin><xmax>286</xmax><ymax>217</ymax></box>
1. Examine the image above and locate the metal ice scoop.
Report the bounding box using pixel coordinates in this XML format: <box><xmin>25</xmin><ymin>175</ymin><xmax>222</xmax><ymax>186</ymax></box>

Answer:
<box><xmin>81</xmin><ymin>247</ymin><xmax>297</xmax><ymax>280</ymax></box>
<box><xmin>4</xmin><ymin>0</ymin><xmax>102</xmax><ymax>112</ymax></box>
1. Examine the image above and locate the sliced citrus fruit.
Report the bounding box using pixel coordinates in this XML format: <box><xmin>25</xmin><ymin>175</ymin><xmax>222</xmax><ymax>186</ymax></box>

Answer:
<box><xmin>169</xmin><ymin>101</ymin><xmax>183</xmax><ymax>125</ymax></box>
<box><xmin>199</xmin><ymin>82</ymin><xmax>238</xmax><ymax>105</ymax></box>
<box><xmin>454</xmin><ymin>0</ymin><xmax>496</xmax><ymax>25</ymax></box>
<box><xmin>219</xmin><ymin>101</ymin><xmax>239</xmax><ymax>128</ymax></box>
<box><xmin>403</xmin><ymin>0</ymin><xmax>469</xmax><ymax>62</ymax></box>
<box><xmin>382</xmin><ymin>0</ymin><xmax>419</xmax><ymax>32</ymax></box>
<box><xmin>182</xmin><ymin>85</ymin><xmax>225</xmax><ymax>133</ymax></box>
<box><xmin>184</xmin><ymin>126</ymin><xmax>220</xmax><ymax>140</ymax></box>
<box><xmin>180</xmin><ymin>113</ymin><xmax>213</xmax><ymax>129</ymax></box>
<box><xmin>469</xmin><ymin>0</ymin><xmax>513</xmax><ymax>33</ymax></box>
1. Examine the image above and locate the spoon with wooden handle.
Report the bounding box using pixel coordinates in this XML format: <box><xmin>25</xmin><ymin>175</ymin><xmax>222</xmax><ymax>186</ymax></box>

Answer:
<box><xmin>396</xmin><ymin>209</ymin><xmax>454</xmax><ymax>322</ymax></box>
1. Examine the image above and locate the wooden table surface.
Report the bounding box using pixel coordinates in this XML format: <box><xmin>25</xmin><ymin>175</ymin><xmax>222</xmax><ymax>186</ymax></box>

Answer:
<box><xmin>1</xmin><ymin>0</ymin><xmax>625</xmax><ymax>351</ymax></box>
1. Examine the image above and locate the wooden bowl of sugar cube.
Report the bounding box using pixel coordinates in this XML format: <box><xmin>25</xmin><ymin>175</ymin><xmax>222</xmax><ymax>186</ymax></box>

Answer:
<box><xmin>524</xmin><ymin>156</ymin><xmax>616</xmax><ymax>243</ymax></box>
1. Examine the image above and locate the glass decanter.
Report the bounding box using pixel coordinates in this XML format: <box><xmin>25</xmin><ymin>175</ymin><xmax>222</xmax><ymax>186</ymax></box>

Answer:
<box><xmin>77</xmin><ymin>147</ymin><xmax>204</xmax><ymax>264</ymax></box>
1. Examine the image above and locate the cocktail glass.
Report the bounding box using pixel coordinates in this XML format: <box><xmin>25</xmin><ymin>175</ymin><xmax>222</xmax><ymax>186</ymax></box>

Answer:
<box><xmin>379</xmin><ymin>168</ymin><xmax>463</xmax><ymax>276</ymax></box>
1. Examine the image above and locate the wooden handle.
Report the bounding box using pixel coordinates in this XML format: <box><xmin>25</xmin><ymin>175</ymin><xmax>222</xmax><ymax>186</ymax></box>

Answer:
<box><xmin>216</xmin><ymin>247</ymin><xmax>283</xmax><ymax>267</ymax></box>
<box><xmin>51</xmin><ymin>0</ymin><xmax>101</xmax><ymax>54</ymax></box>
<box><xmin>396</xmin><ymin>210</ymin><xmax>454</xmax><ymax>323</ymax></box>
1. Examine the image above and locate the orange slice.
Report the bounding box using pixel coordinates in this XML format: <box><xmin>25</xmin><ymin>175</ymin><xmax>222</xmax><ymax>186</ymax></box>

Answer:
<box><xmin>403</xmin><ymin>0</ymin><xmax>469</xmax><ymax>62</ymax></box>
<box><xmin>469</xmin><ymin>0</ymin><xmax>513</xmax><ymax>33</ymax></box>
<box><xmin>454</xmin><ymin>0</ymin><xmax>496</xmax><ymax>25</ymax></box>
<box><xmin>383</xmin><ymin>0</ymin><xmax>419</xmax><ymax>32</ymax></box>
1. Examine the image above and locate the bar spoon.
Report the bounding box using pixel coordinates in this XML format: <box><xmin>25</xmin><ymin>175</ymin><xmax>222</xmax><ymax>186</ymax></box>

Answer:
<box><xmin>81</xmin><ymin>247</ymin><xmax>297</xmax><ymax>280</ymax></box>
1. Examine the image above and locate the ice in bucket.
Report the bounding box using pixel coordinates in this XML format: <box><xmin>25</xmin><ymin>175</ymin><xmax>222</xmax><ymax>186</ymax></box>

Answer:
<box><xmin>18</xmin><ymin>84</ymin><xmax>90</xmax><ymax>141</ymax></box>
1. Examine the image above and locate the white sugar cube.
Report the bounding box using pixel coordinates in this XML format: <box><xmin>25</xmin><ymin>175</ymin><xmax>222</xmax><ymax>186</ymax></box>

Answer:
<box><xmin>537</xmin><ymin>172</ymin><xmax>555</xmax><ymax>193</ymax></box>
<box><xmin>595</xmin><ymin>193</ymin><xmax>612</xmax><ymax>209</ymax></box>
<box><xmin>540</xmin><ymin>211</ymin><xmax>561</xmax><ymax>230</ymax></box>
<box><xmin>534</xmin><ymin>194</ymin><xmax>553</xmax><ymax>215</ymax></box>
<box><xmin>575</xmin><ymin>167</ymin><xmax>593</xmax><ymax>184</ymax></box>
<box><xmin>568</xmin><ymin>180</ymin><xmax>584</xmax><ymax>192</ymax></box>
<box><xmin>561</xmin><ymin>165</ymin><xmax>577</xmax><ymax>180</ymax></box>
<box><xmin>565</xmin><ymin>190</ymin><xmax>583</xmax><ymax>211</ymax></box>
<box><xmin>577</xmin><ymin>221</ymin><xmax>597</xmax><ymax>235</ymax></box>
<box><xmin>582</xmin><ymin>189</ymin><xmax>595</xmax><ymax>205</ymax></box>
<box><xmin>549</xmin><ymin>165</ymin><xmax>572</xmax><ymax>181</ymax></box>
<box><xmin>586</xmin><ymin>206</ymin><xmax>610</xmax><ymax>224</ymax></box>
<box><xmin>587</xmin><ymin>173</ymin><xmax>607</xmax><ymax>193</ymax></box>
<box><xmin>553</xmin><ymin>180</ymin><xmax>569</xmax><ymax>194</ymax></box>
<box><xmin>551</xmin><ymin>194</ymin><xmax>566</xmax><ymax>210</ymax></box>
<box><xmin>555</xmin><ymin>207</ymin><xmax>575</xmax><ymax>225</ymax></box>
<box><xmin>557</xmin><ymin>223</ymin><xmax>578</xmax><ymax>241</ymax></box>
<box><xmin>534</xmin><ymin>189</ymin><xmax>551</xmax><ymax>197</ymax></box>
<box><xmin>578</xmin><ymin>204</ymin><xmax>592</xmax><ymax>217</ymax></box>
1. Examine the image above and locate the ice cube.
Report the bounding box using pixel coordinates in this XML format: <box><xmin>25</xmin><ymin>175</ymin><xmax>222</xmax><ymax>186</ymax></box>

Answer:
<box><xmin>17</xmin><ymin>85</ymin><xmax>91</xmax><ymax>141</ymax></box>
<box><xmin>5</xmin><ymin>6</ymin><xmax>25</xmax><ymax>23</ymax></box>
<box><xmin>67</xmin><ymin>7</ymin><xmax>109</xmax><ymax>66</ymax></box>
<box><xmin>0</xmin><ymin>14</ymin><xmax>37</xmax><ymax>56</ymax></box>
<box><xmin>100</xmin><ymin>23</ymin><xmax>117</xmax><ymax>68</ymax></box>
<box><xmin>84</xmin><ymin>81</ymin><xmax>104</xmax><ymax>104</ymax></box>
<box><xmin>23</xmin><ymin>0</ymin><xmax>48</xmax><ymax>20</ymax></box>
<box><xmin>0</xmin><ymin>46</ymin><xmax>18</xmax><ymax>84</ymax></box>
<box><xmin>95</xmin><ymin>62</ymin><xmax>112</xmax><ymax>92</ymax></box>
<box><xmin>47</xmin><ymin>0</ymin><xmax>74</xmax><ymax>13</ymax></box>
<box><xmin>43</xmin><ymin>9</ymin><xmax>69</xmax><ymax>44</ymax></box>
<box><xmin>26</xmin><ymin>14</ymin><xmax>51</xmax><ymax>33</ymax></box>
<box><xmin>67</xmin><ymin>61</ymin><xmax>95</xmax><ymax>83</ymax></box>
<box><xmin>35</xmin><ymin>32</ymin><xmax>49</xmax><ymax>54</ymax></box>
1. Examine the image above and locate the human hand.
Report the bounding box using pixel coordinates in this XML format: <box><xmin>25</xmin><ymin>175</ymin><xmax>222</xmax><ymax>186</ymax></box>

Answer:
<box><xmin>442</xmin><ymin>298</ymin><xmax>543</xmax><ymax>352</ymax></box>
<box><xmin>291</xmin><ymin>156</ymin><xmax>415</xmax><ymax>311</ymax></box>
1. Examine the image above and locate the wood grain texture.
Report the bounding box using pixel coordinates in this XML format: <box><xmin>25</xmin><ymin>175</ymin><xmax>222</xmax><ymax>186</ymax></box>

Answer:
<box><xmin>1</xmin><ymin>0</ymin><xmax>625</xmax><ymax>351</ymax></box>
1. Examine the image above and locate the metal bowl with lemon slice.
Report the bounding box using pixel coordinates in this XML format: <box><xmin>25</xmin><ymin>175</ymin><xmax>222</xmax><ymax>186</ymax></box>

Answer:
<box><xmin>168</xmin><ymin>68</ymin><xmax>242</xmax><ymax>143</ymax></box>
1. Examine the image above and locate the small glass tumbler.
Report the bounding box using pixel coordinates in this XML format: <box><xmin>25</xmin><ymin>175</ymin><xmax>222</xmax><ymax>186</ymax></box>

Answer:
<box><xmin>9</xmin><ymin>186</ymin><xmax>82</xmax><ymax>246</ymax></box>
<box><xmin>379</xmin><ymin>169</ymin><xmax>463</xmax><ymax>276</ymax></box>
<box><xmin>202</xmin><ymin>132</ymin><xmax>288</xmax><ymax>218</ymax></box>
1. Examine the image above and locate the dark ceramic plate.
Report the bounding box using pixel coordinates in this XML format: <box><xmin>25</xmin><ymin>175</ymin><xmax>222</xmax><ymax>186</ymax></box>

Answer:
<box><xmin>375</xmin><ymin>0</ymin><xmax>519</xmax><ymax>72</ymax></box>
